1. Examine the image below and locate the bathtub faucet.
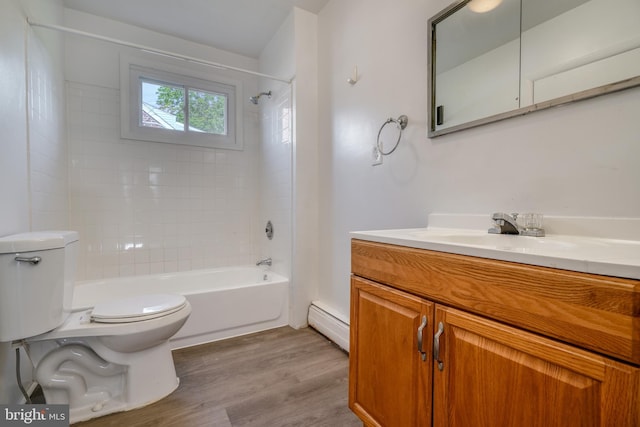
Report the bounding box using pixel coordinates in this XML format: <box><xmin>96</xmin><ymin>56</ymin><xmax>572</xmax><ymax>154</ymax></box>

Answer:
<box><xmin>256</xmin><ymin>257</ymin><xmax>272</xmax><ymax>267</ymax></box>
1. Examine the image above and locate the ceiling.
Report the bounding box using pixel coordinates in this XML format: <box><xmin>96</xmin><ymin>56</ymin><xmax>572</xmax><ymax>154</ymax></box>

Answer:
<box><xmin>62</xmin><ymin>0</ymin><xmax>329</xmax><ymax>58</ymax></box>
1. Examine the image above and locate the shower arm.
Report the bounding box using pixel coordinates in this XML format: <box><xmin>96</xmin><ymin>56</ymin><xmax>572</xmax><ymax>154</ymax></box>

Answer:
<box><xmin>249</xmin><ymin>91</ymin><xmax>272</xmax><ymax>105</ymax></box>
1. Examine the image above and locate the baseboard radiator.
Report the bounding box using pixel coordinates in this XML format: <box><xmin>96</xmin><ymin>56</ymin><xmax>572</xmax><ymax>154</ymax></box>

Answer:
<box><xmin>307</xmin><ymin>302</ymin><xmax>350</xmax><ymax>352</ymax></box>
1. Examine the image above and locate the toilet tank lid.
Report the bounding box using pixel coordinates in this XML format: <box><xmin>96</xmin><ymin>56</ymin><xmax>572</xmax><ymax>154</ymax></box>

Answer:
<box><xmin>0</xmin><ymin>231</ymin><xmax>78</xmax><ymax>253</ymax></box>
<box><xmin>46</xmin><ymin>230</ymin><xmax>79</xmax><ymax>245</ymax></box>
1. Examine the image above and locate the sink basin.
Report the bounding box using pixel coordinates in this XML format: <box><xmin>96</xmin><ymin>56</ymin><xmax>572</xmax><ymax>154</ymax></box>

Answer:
<box><xmin>405</xmin><ymin>229</ymin><xmax>640</xmax><ymax>258</ymax></box>
<box><xmin>420</xmin><ymin>233</ymin><xmax>578</xmax><ymax>252</ymax></box>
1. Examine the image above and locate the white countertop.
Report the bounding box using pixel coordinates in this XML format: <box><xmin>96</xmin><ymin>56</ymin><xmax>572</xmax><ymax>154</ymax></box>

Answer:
<box><xmin>351</xmin><ymin>224</ymin><xmax>640</xmax><ymax>281</ymax></box>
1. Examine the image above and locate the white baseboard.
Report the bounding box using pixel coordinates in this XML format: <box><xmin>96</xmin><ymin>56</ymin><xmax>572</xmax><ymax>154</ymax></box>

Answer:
<box><xmin>308</xmin><ymin>302</ymin><xmax>350</xmax><ymax>352</ymax></box>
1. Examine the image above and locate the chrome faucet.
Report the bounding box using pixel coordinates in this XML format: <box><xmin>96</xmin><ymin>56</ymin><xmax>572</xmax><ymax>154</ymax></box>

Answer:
<box><xmin>488</xmin><ymin>212</ymin><xmax>520</xmax><ymax>235</ymax></box>
<box><xmin>488</xmin><ymin>212</ymin><xmax>545</xmax><ymax>237</ymax></box>
<box><xmin>256</xmin><ymin>257</ymin><xmax>272</xmax><ymax>267</ymax></box>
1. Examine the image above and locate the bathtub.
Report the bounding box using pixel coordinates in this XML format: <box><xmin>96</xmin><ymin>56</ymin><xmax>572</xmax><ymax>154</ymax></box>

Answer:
<box><xmin>72</xmin><ymin>267</ymin><xmax>290</xmax><ymax>349</ymax></box>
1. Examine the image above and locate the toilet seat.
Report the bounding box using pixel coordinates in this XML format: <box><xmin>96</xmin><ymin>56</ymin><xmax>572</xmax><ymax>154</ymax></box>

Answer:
<box><xmin>91</xmin><ymin>294</ymin><xmax>187</xmax><ymax>323</ymax></box>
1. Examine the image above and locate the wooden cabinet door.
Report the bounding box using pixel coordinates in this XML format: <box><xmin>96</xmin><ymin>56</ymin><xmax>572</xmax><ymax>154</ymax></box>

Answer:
<box><xmin>350</xmin><ymin>277</ymin><xmax>434</xmax><ymax>427</ymax></box>
<box><xmin>433</xmin><ymin>305</ymin><xmax>640</xmax><ymax>427</ymax></box>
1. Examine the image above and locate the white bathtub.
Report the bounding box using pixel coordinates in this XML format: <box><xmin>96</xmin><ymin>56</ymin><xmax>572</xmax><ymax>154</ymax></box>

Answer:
<box><xmin>72</xmin><ymin>267</ymin><xmax>290</xmax><ymax>349</ymax></box>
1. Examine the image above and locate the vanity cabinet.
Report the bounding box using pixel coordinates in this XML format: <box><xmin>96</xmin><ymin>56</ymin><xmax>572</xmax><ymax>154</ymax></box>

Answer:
<box><xmin>349</xmin><ymin>277</ymin><xmax>434</xmax><ymax>426</ymax></box>
<box><xmin>349</xmin><ymin>239</ymin><xmax>640</xmax><ymax>427</ymax></box>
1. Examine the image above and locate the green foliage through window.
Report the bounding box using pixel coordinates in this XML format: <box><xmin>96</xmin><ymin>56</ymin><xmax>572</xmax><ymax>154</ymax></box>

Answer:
<box><xmin>142</xmin><ymin>79</ymin><xmax>227</xmax><ymax>135</ymax></box>
<box><xmin>188</xmin><ymin>89</ymin><xmax>227</xmax><ymax>134</ymax></box>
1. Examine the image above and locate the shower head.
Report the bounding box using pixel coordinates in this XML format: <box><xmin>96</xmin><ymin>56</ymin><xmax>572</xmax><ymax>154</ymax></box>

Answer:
<box><xmin>249</xmin><ymin>91</ymin><xmax>272</xmax><ymax>105</ymax></box>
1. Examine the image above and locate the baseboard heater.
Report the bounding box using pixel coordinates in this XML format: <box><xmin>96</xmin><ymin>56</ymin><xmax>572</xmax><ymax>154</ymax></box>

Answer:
<box><xmin>308</xmin><ymin>302</ymin><xmax>350</xmax><ymax>352</ymax></box>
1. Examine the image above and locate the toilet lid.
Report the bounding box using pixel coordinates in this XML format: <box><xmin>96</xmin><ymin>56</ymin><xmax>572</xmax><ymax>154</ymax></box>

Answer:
<box><xmin>91</xmin><ymin>294</ymin><xmax>187</xmax><ymax>323</ymax></box>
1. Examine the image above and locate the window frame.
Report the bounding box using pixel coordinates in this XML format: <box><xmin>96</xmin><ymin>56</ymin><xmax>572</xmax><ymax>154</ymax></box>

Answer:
<box><xmin>120</xmin><ymin>52</ymin><xmax>243</xmax><ymax>150</ymax></box>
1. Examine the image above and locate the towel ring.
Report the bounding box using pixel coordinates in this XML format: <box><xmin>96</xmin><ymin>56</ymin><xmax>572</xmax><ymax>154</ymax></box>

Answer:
<box><xmin>376</xmin><ymin>115</ymin><xmax>408</xmax><ymax>156</ymax></box>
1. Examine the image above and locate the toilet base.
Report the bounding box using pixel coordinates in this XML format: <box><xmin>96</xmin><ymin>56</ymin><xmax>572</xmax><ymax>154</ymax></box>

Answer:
<box><xmin>27</xmin><ymin>337</ymin><xmax>181</xmax><ymax>424</ymax></box>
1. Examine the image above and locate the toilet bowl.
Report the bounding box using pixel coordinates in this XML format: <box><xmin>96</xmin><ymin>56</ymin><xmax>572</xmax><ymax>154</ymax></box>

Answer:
<box><xmin>26</xmin><ymin>294</ymin><xmax>191</xmax><ymax>423</ymax></box>
<box><xmin>0</xmin><ymin>231</ymin><xmax>191</xmax><ymax>424</ymax></box>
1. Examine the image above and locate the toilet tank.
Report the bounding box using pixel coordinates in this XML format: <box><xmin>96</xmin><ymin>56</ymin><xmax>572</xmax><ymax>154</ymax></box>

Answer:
<box><xmin>0</xmin><ymin>231</ymin><xmax>78</xmax><ymax>342</ymax></box>
<box><xmin>55</xmin><ymin>231</ymin><xmax>79</xmax><ymax>316</ymax></box>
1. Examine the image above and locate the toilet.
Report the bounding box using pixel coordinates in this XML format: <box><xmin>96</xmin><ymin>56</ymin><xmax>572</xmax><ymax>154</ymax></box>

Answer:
<box><xmin>0</xmin><ymin>231</ymin><xmax>191</xmax><ymax>423</ymax></box>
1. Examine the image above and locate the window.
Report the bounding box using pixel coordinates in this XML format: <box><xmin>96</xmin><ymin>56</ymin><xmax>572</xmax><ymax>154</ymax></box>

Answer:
<box><xmin>140</xmin><ymin>79</ymin><xmax>228</xmax><ymax>135</ymax></box>
<box><xmin>121</xmin><ymin>53</ymin><xmax>243</xmax><ymax>150</ymax></box>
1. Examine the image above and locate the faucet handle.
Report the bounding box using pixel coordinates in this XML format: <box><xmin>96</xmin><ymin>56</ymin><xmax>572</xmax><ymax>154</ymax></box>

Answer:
<box><xmin>520</xmin><ymin>213</ymin><xmax>545</xmax><ymax>236</ymax></box>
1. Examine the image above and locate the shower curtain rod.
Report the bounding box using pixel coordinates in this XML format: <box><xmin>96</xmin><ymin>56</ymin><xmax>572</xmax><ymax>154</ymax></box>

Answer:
<box><xmin>27</xmin><ymin>19</ymin><xmax>294</xmax><ymax>84</ymax></box>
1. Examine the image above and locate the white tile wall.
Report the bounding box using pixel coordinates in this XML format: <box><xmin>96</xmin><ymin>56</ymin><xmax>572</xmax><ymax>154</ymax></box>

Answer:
<box><xmin>258</xmin><ymin>85</ymin><xmax>292</xmax><ymax>277</ymax></box>
<box><xmin>28</xmin><ymin>26</ymin><xmax>68</xmax><ymax>231</ymax></box>
<box><xmin>67</xmin><ymin>82</ymin><xmax>260</xmax><ymax>280</ymax></box>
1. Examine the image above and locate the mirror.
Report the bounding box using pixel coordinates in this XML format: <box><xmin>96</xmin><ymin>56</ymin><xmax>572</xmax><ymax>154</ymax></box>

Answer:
<box><xmin>428</xmin><ymin>0</ymin><xmax>640</xmax><ymax>137</ymax></box>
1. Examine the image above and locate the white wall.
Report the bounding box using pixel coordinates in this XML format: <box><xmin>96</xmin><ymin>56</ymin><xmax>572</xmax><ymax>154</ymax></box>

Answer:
<box><xmin>0</xmin><ymin>0</ymin><xmax>30</xmax><ymax>406</ymax></box>
<box><xmin>0</xmin><ymin>1</ymin><xmax>30</xmax><ymax>237</ymax></box>
<box><xmin>291</xmin><ymin>8</ymin><xmax>320</xmax><ymax>327</ymax></box>
<box><xmin>0</xmin><ymin>0</ymin><xmax>66</xmax><ymax>404</ymax></box>
<box><xmin>259</xmin><ymin>9</ymin><xmax>319</xmax><ymax>328</ymax></box>
<box><xmin>64</xmin><ymin>9</ymin><xmax>265</xmax><ymax>280</ymax></box>
<box><xmin>28</xmin><ymin>6</ymin><xmax>68</xmax><ymax>231</ymax></box>
<box><xmin>316</xmin><ymin>0</ymin><xmax>640</xmax><ymax>322</ymax></box>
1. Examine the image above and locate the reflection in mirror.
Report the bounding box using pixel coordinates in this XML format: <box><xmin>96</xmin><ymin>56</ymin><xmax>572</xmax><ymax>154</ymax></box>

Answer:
<box><xmin>520</xmin><ymin>0</ymin><xmax>640</xmax><ymax>105</ymax></box>
<box><xmin>428</xmin><ymin>0</ymin><xmax>640</xmax><ymax>137</ymax></box>
<box><xmin>433</xmin><ymin>0</ymin><xmax>520</xmax><ymax>131</ymax></box>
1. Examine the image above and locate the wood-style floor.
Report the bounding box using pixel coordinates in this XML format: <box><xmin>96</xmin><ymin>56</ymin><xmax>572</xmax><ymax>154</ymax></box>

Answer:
<box><xmin>74</xmin><ymin>327</ymin><xmax>362</xmax><ymax>427</ymax></box>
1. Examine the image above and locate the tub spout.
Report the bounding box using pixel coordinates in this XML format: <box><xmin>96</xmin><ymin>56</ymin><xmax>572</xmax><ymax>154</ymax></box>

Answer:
<box><xmin>256</xmin><ymin>257</ymin><xmax>272</xmax><ymax>267</ymax></box>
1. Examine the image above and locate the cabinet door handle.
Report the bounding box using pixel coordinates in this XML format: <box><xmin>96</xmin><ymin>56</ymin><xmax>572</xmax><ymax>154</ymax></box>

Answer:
<box><xmin>417</xmin><ymin>315</ymin><xmax>428</xmax><ymax>361</ymax></box>
<box><xmin>434</xmin><ymin>321</ymin><xmax>444</xmax><ymax>371</ymax></box>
